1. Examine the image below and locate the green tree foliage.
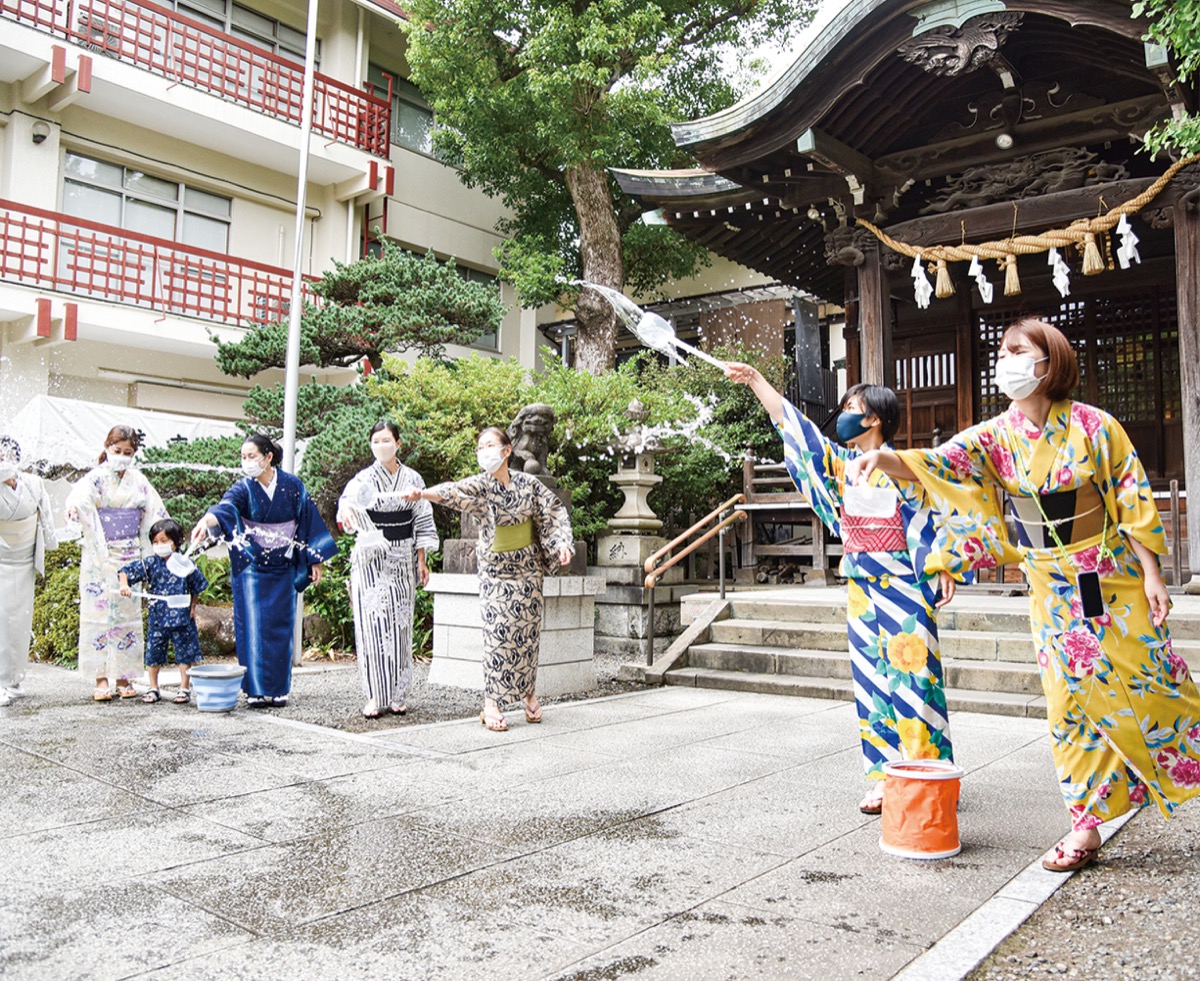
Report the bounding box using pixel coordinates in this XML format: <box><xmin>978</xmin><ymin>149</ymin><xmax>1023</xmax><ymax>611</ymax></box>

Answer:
<box><xmin>140</xmin><ymin>436</ymin><xmax>245</xmax><ymax>533</ymax></box>
<box><xmin>1136</xmin><ymin>0</ymin><xmax>1200</xmax><ymax>154</ymax></box>
<box><xmin>400</xmin><ymin>0</ymin><xmax>817</xmax><ymax>372</ymax></box>
<box><xmin>212</xmin><ymin>243</ymin><xmax>507</xmax><ymax>376</ymax></box>
<box><xmin>361</xmin><ymin>348</ymin><xmax>788</xmax><ymax>549</ymax></box>
<box><xmin>30</xmin><ymin>542</ymin><xmax>81</xmax><ymax>665</ymax></box>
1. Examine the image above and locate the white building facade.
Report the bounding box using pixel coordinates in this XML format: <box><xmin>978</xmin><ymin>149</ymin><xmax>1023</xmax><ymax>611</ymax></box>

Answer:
<box><xmin>0</xmin><ymin>0</ymin><xmax>546</xmax><ymax>425</ymax></box>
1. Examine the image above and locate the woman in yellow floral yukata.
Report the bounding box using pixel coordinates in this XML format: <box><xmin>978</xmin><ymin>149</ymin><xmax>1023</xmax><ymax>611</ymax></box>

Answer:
<box><xmin>725</xmin><ymin>363</ymin><xmax>959</xmax><ymax>815</ymax></box>
<box><xmin>848</xmin><ymin>319</ymin><xmax>1200</xmax><ymax>872</ymax></box>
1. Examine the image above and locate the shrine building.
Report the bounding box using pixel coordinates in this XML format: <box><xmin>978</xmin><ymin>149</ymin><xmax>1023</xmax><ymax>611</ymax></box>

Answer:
<box><xmin>613</xmin><ymin>0</ymin><xmax>1199</xmax><ymax>572</ymax></box>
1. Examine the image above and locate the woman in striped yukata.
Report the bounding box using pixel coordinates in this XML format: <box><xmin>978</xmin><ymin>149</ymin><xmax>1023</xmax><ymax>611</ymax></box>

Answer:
<box><xmin>725</xmin><ymin>363</ymin><xmax>960</xmax><ymax>814</ymax></box>
<box><xmin>338</xmin><ymin>421</ymin><xmax>438</xmax><ymax>719</ymax></box>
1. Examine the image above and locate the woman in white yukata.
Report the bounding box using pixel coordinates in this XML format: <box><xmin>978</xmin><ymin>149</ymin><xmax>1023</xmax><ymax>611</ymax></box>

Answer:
<box><xmin>402</xmin><ymin>426</ymin><xmax>574</xmax><ymax>732</ymax></box>
<box><xmin>338</xmin><ymin>420</ymin><xmax>438</xmax><ymax>719</ymax></box>
<box><xmin>0</xmin><ymin>437</ymin><xmax>59</xmax><ymax>707</ymax></box>
<box><xmin>66</xmin><ymin>425</ymin><xmax>168</xmax><ymax>701</ymax></box>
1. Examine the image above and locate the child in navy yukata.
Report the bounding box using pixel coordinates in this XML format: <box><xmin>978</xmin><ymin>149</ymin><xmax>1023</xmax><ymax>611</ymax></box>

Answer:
<box><xmin>118</xmin><ymin>518</ymin><xmax>208</xmax><ymax>704</ymax></box>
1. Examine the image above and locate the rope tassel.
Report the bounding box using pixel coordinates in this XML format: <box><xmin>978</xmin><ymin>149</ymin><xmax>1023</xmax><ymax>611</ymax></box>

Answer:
<box><xmin>1002</xmin><ymin>255</ymin><xmax>1021</xmax><ymax>296</ymax></box>
<box><xmin>1082</xmin><ymin>232</ymin><xmax>1104</xmax><ymax>276</ymax></box>
<box><xmin>934</xmin><ymin>259</ymin><xmax>955</xmax><ymax>298</ymax></box>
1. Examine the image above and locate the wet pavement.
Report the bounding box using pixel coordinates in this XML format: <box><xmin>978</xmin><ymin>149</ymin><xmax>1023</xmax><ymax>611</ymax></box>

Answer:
<box><xmin>0</xmin><ymin>662</ymin><xmax>1163</xmax><ymax>980</ymax></box>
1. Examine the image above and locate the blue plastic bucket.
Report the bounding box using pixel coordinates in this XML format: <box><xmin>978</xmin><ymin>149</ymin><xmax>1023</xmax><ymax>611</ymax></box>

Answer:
<box><xmin>189</xmin><ymin>664</ymin><xmax>246</xmax><ymax>712</ymax></box>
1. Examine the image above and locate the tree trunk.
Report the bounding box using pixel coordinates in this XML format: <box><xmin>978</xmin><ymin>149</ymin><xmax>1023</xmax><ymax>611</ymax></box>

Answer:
<box><xmin>566</xmin><ymin>161</ymin><xmax>623</xmax><ymax>374</ymax></box>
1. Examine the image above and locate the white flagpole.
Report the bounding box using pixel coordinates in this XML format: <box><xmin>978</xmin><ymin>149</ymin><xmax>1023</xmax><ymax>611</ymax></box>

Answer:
<box><xmin>284</xmin><ymin>0</ymin><xmax>320</xmax><ymax>667</ymax></box>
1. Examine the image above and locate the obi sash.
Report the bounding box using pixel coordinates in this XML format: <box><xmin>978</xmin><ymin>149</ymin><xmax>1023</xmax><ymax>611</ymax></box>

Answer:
<box><xmin>840</xmin><ymin>506</ymin><xmax>907</xmax><ymax>553</ymax></box>
<box><xmin>243</xmin><ymin>518</ymin><xmax>298</xmax><ymax>558</ymax></box>
<box><xmin>492</xmin><ymin>519</ymin><xmax>533</xmax><ymax>553</ymax></box>
<box><xmin>1007</xmin><ymin>480</ymin><xmax>1106</xmax><ymax>549</ymax></box>
<box><xmin>97</xmin><ymin>506</ymin><xmax>141</xmax><ymax>542</ymax></box>
<box><xmin>366</xmin><ymin>508</ymin><xmax>414</xmax><ymax>544</ymax></box>
<box><xmin>0</xmin><ymin>514</ymin><xmax>37</xmax><ymax>550</ymax></box>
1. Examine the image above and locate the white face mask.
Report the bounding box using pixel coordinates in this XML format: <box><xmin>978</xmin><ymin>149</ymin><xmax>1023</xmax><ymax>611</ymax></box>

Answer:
<box><xmin>107</xmin><ymin>452</ymin><xmax>135</xmax><ymax>472</ymax></box>
<box><xmin>372</xmin><ymin>443</ymin><xmax>398</xmax><ymax>464</ymax></box>
<box><xmin>0</xmin><ymin>462</ymin><xmax>17</xmax><ymax>482</ymax></box>
<box><xmin>477</xmin><ymin>446</ymin><xmax>505</xmax><ymax>474</ymax></box>
<box><xmin>242</xmin><ymin>459</ymin><xmax>265</xmax><ymax>479</ymax></box>
<box><xmin>994</xmin><ymin>354</ymin><xmax>1048</xmax><ymax>401</ymax></box>
<box><xmin>152</xmin><ymin>542</ymin><xmax>174</xmax><ymax>558</ymax></box>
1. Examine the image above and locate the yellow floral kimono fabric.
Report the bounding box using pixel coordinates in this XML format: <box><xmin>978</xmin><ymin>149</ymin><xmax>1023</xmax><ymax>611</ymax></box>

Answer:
<box><xmin>900</xmin><ymin>401</ymin><xmax>1200</xmax><ymax>830</ymax></box>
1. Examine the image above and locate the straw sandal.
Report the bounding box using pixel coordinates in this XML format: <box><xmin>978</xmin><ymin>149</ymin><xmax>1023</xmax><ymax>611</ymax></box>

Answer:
<box><xmin>1042</xmin><ymin>841</ymin><xmax>1099</xmax><ymax>873</ymax></box>
<box><xmin>388</xmin><ymin>702</ymin><xmax>407</xmax><ymax>716</ymax></box>
<box><xmin>142</xmin><ymin>688</ymin><xmax>161</xmax><ymax>703</ymax></box>
<box><xmin>173</xmin><ymin>688</ymin><xmax>191</xmax><ymax>705</ymax></box>
<box><xmin>480</xmin><ymin>710</ymin><xmax>508</xmax><ymax>732</ymax></box>
<box><xmin>362</xmin><ymin>699</ymin><xmax>381</xmax><ymax>719</ymax></box>
<box><xmin>92</xmin><ymin>686</ymin><xmax>113</xmax><ymax>701</ymax></box>
<box><xmin>116</xmin><ymin>682</ymin><xmax>139</xmax><ymax>699</ymax></box>
<box><xmin>523</xmin><ymin>698</ymin><xmax>543</xmax><ymax>724</ymax></box>
<box><xmin>246</xmin><ymin>696</ymin><xmax>269</xmax><ymax>708</ymax></box>
<box><xmin>858</xmin><ymin>790</ymin><xmax>884</xmax><ymax>815</ymax></box>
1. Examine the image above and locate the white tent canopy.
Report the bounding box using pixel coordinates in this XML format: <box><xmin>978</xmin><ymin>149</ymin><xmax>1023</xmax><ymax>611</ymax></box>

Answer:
<box><xmin>7</xmin><ymin>395</ymin><xmax>242</xmax><ymax>470</ymax></box>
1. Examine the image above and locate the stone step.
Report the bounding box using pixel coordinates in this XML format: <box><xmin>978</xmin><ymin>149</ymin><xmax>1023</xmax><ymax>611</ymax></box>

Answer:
<box><xmin>703</xmin><ymin>618</ymin><xmax>1200</xmax><ymax>667</ymax></box>
<box><xmin>681</xmin><ymin>590</ymin><xmax>1200</xmax><ymax>641</ymax></box>
<box><xmin>688</xmin><ymin>643</ymin><xmax>1044</xmax><ymax>695</ymax></box>
<box><xmin>663</xmin><ymin>667</ymin><xmax>1048</xmax><ymax>719</ymax></box>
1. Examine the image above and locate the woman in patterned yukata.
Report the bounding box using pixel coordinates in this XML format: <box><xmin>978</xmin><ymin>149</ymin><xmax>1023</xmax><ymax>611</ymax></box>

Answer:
<box><xmin>724</xmin><ymin>363</ymin><xmax>959</xmax><ymax>815</ymax></box>
<box><xmin>848</xmin><ymin>318</ymin><xmax>1200</xmax><ymax>871</ymax></box>
<box><xmin>402</xmin><ymin>426</ymin><xmax>574</xmax><ymax>732</ymax></box>
<box><xmin>191</xmin><ymin>434</ymin><xmax>337</xmax><ymax>708</ymax></box>
<box><xmin>65</xmin><ymin>425</ymin><xmax>168</xmax><ymax>701</ymax></box>
<box><xmin>0</xmin><ymin>437</ymin><xmax>59</xmax><ymax>707</ymax></box>
<box><xmin>337</xmin><ymin>420</ymin><xmax>438</xmax><ymax>719</ymax></box>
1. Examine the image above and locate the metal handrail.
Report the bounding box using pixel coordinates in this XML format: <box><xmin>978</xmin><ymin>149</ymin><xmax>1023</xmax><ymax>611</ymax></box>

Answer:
<box><xmin>641</xmin><ymin>494</ymin><xmax>746</xmax><ymax>665</ymax></box>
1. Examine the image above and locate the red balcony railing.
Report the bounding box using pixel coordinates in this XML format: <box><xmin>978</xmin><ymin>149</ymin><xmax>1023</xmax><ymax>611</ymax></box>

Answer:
<box><xmin>1</xmin><ymin>0</ymin><xmax>391</xmax><ymax>157</ymax></box>
<box><xmin>0</xmin><ymin>198</ymin><xmax>319</xmax><ymax>326</ymax></box>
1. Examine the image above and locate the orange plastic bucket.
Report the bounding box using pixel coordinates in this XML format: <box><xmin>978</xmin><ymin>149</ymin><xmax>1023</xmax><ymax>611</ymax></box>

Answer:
<box><xmin>879</xmin><ymin>759</ymin><xmax>964</xmax><ymax>860</ymax></box>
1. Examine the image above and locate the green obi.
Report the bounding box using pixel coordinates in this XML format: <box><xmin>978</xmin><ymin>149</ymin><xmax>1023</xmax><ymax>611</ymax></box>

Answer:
<box><xmin>492</xmin><ymin>519</ymin><xmax>533</xmax><ymax>553</ymax></box>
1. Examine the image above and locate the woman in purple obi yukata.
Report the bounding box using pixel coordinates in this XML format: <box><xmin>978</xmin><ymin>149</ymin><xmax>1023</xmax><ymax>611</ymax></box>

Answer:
<box><xmin>65</xmin><ymin>425</ymin><xmax>168</xmax><ymax>701</ymax></box>
<box><xmin>192</xmin><ymin>434</ymin><xmax>337</xmax><ymax>708</ymax></box>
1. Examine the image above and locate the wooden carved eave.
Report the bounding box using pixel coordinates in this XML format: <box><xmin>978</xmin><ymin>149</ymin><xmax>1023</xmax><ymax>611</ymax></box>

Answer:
<box><xmin>882</xmin><ymin>176</ymin><xmax>1156</xmax><ymax>247</ymax></box>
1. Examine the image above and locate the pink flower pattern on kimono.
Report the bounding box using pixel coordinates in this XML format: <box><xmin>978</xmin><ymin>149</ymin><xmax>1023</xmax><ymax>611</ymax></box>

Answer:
<box><xmin>1056</xmin><ymin>466</ymin><xmax>1074</xmax><ymax>486</ymax></box>
<box><xmin>987</xmin><ymin>443</ymin><xmax>1017</xmax><ymax>480</ymax></box>
<box><xmin>1072</xmin><ymin>545</ymin><xmax>1117</xmax><ymax>577</ymax></box>
<box><xmin>1037</xmin><ymin>649</ymin><xmax>1050</xmax><ymax>668</ymax></box>
<box><xmin>1072</xmin><ymin>403</ymin><xmax>1104</xmax><ymax>440</ymax></box>
<box><xmin>1165</xmin><ymin>647</ymin><xmax>1191</xmax><ymax>684</ymax></box>
<box><xmin>943</xmin><ymin>445</ymin><xmax>975</xmax><ymax>480</ymax></box>
<box><xmin>1069</xmin><ymin>805</ymin><xmax>1104</xmax><ymax>831</ymax></box>
<box><xmin>1156</xmin><ymin>747</ymin><xmax>1200</xmax><ymax>788</ymax></box>
<box><xmin>1062</xmin><ymin>629</ymin><xmax>1103</xmax><ymax>676</ymax></box>
<box><xmin>961</xmin><ymin>536</ymin><xmax>997</xmax><ymax>570</ymax></box>
<box><xmin>1129</xmin><ymin>781</ymin><xmax>1147</xmax><ymax>805</ymax></box>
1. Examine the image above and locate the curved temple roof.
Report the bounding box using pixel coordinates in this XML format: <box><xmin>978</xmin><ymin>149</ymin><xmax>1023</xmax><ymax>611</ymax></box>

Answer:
<box><xmin>616</xmin><ymin>0</ymin><xmax>1184</xmax><ymax>301</ymax></box>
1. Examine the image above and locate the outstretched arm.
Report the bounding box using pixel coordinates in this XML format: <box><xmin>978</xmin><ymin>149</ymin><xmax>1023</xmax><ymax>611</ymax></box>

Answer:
<box><xmin>844</xmin><ymin>448</ymin><xmax>917</xmax><ymax>486</ymax></box>
<box><xmin>723</xmin><ymin>362</ymin><xmax>783</xmax><ymax>424</ymax></box>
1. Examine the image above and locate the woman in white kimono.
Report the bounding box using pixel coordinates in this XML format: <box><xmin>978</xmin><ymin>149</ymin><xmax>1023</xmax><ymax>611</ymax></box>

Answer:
<box><xmin>402</xmin><ymin>426</ymin><xmax>574</xmax><ymax>732</ymax></box>
<box><xmin>338</xmin><ymin>421</ymin><xmax>439</xmax><ymax>718</ymax></box>
<box><xmin>66</xmin><ymin>426</ymin><xmax>168</xmax><ymax>701</ymax></box>
<box><xmin>0</xmin><ymin>437</ymin><xmax>59</xmax><ymax>707</ymax></box>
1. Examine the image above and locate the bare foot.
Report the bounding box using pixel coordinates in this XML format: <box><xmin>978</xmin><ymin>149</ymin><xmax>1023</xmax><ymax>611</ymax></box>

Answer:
<box><xmin>1042</xmin><ymin>828</ymin><xmax>1102</xmax><ymax>871</ymax></box>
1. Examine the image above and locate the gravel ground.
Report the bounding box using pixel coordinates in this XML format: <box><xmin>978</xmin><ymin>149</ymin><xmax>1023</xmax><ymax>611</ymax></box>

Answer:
<box><xmin>252</xmin><ymin>648</ymin><xmax>645</xmax><ymax>734</ymax></box>
<box><xmin>968</xmin><ymin>800</ymin><xmax>1200</xmax><ymax>981</ymax></box>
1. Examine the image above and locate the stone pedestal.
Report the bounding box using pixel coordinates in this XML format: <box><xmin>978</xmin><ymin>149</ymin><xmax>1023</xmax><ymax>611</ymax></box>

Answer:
<box><xmin>590</xmin><ymin>532</ymin><xmax>693</xmax><ymax>661</ymax></box>
<box><xmin>426</xmin><ymin>572</ymin><xmax>605</xmax><ymax>697</ymax></box>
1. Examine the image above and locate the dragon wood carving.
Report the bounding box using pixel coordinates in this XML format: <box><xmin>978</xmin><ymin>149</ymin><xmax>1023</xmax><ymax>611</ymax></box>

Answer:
<box><xmin>897</xmin><ymin>12</ymin><xmax>1023</xmax><ymax>77</ymax></box>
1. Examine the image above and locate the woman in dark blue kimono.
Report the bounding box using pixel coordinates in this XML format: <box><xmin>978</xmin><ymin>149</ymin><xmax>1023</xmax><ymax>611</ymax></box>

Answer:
<box><xmin>192</xmin><ymin>434</ymin><xmax>337</xmax><ymax>707</ymax></box>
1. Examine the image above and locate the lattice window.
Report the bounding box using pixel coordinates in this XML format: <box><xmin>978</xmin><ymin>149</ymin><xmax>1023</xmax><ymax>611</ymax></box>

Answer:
<box><xmin>975</xmin><ymin>301</ymin><xmax>1086</xmax><ymax>419</ymax></box>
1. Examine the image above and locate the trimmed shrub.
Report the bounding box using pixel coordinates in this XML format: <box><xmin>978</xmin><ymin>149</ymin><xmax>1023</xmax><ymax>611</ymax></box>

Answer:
<box><xmin>30</xmin><ymin>542</ymin><xmax>81</xmax><ymax>666</ymax></box>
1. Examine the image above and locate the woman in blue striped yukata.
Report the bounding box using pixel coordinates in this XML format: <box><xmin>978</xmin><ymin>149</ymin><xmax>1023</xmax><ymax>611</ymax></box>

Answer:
<box><xmin>724</xmin><ymin>362</ymin><xmax>961</xmax><ymax>814</ymax></box>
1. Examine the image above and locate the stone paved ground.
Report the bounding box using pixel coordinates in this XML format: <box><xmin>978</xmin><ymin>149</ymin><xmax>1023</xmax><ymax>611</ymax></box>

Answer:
<box><xmin>0</xmin><ymin>661</ymin><xmax>1108</xmax><ymax>981</ymax></box>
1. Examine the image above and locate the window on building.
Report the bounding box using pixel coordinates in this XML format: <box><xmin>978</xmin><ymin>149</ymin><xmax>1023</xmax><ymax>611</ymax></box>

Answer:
<box><xmin>368</xmin><ymin>65</ymin><xmax>437</xmax><ymax>155</ymax></box>
<box><xmin>170</xmin><ymin>0</ymin><xmax>316</xmax><ymax>63</ymax></box>
<box><xmin>62</xmin><ymin>151</ymin><xmax>232</xmax><ymax>251</ymax></box>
